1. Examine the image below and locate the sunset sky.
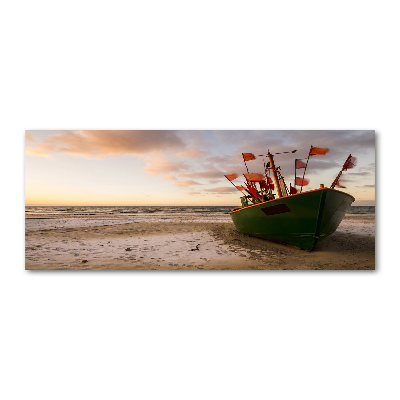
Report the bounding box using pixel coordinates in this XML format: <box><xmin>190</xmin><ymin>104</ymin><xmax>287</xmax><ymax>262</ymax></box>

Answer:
<box><xmin>25</xmin><ymin>130</ymin><xmax>375</xmax><ymax>206</ymax></box>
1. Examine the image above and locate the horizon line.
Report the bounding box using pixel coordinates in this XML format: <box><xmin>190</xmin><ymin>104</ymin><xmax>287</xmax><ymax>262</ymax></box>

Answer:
<box><xmin>25</xmin><ymin>202</ymin><xmax>375</xmax><ymax>207</ymax></box>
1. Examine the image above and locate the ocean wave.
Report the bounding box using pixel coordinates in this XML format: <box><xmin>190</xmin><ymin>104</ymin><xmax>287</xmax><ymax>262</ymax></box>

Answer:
<box><xmin>25</xmin><ymin>205</ymin><xmax>374</xmax><ymax>216</ymax></box>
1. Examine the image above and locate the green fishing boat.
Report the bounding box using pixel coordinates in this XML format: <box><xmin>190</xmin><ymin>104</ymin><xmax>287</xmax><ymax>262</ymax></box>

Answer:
<box><xmin>226</xmin><ymin>148</ymin><xmax>356</xmax><ymax>250</ymax></box>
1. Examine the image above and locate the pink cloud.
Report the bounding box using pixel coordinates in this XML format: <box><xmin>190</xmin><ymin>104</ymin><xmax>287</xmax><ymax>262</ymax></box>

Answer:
<box><xmin>26</xmin><ymin>130</ymin><xmax>185</xmax><ymax>159</ymax></box>
<box><xmin>176</xmin><ymin>148</ymin><xmax>206</xmax><ymax>159</ymax></box>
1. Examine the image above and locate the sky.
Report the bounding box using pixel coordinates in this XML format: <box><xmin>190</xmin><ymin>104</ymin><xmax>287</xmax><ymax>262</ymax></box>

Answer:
<box><xmin>25</xmin><ymin>130</ymin><xmax>375</xmax><ymax>206</ymax></box>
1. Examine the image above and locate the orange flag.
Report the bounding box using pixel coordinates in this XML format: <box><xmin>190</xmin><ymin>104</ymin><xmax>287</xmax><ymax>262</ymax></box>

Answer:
<box><xmin>309</xmin><ymin>146</ymin><xmax>329</xmax><ymax>156</ymax></box>
<box><xmin>244</xmin><ymin>173</ymin><xmax>265</xmax><ymax>182</ymax></box>
<box><xmin>224</xmin><ymin>173</ymin><xmax>238</xmax><ymax>181</ymax></box>
<box><xmin>242</xmin><ymin>153</ymin><xmax>256</xmax><ymax>161</ymax></box>
<box><xmin>235</xmin><ymin>185</ymin><xmax>245</xmax><ymax>191</ymax></box>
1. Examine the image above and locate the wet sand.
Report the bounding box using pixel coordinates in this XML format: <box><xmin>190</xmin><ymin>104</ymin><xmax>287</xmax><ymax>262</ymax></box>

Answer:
<box><xmin>25</xmin><ymin>215</ymin><xmax>375</xmax><ymax>270</ymax></box>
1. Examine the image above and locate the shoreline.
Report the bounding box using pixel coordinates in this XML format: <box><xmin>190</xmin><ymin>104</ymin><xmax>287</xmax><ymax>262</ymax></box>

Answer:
<box><xmin>25</xmin><ymin>215</ymin><xmax>375</xmax><ymax>270</ymax></box>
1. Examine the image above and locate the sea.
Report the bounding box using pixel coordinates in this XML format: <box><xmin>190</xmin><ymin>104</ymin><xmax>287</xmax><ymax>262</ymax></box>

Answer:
<box><xmin>25</xmin><ymin>205</ymin><xmax>375</xmax><ymax>217</ymax></box>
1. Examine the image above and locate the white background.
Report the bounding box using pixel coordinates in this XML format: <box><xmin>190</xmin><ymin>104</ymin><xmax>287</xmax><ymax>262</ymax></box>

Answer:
<box><xmin>1</xmin><ymin>1</ymin><xmax>398</xmax><ymax>399</ymax></box>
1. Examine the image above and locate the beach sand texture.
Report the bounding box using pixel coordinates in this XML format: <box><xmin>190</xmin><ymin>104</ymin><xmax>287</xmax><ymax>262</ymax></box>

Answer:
<box><xmin>25</xmin><ymin>213</ymin><xmax>375</xmax><ymax>270</ymax></box>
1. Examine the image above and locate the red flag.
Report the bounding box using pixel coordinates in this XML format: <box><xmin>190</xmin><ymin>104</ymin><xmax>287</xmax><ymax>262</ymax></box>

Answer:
<box><xmin>295</xmin><ymin>177</ymin><xmax>310</xmax><ymax>186</ymax></box>
<box><xmin>244</xmin><ymin>173</ymin><xmax>265</xmax><ymax>182</ymax></box>
<box><xmin>336</xmin><ymin>180</ymin><xmax>346</xmax><ymax>189</ymax></box>
<box><xmin>235</xmin><ymin>185</ymin><xmax>245</xmax><ymax>191</ymax></box>
<box><xmin>260</xmin><ymin>181</ymin><xmax>274</xmax><ymax>191</ymax></box>
<box><xmin>309</xmin><ymin>146</ymin><xmax>329</xmax><ymax>156</ymax></box>
<box><xmin>259</xmin><ymin>180</ymin><xmax>268</xmax><ymax>190</ymax></box>
<box><xmin>246</xmin><ymin>185</ymin><xmax>262</xmax><ymax>198</ymax></box>
<box><xmin>266</xmin><ymin>176</ymin><xmax>273</xmax><ymax>184</ymax></box>
<box><xmin>290</xmin><ymin>185</ymin><xmax>298</xmax><ymax>194</ymax></box>
<box><xmin>243</xmin><ymin>153</ymin><xmax>256</xmax><ymax>161</ymax></box>
<box><xmin>343</xmin><ymin>156</ymin><xmax>357</xmax><ymax>171</ymax></box>
<box><xmin>224</xmin><ymin>173</ymin><xmax>238</xmax><ymax>181</ymax></box>
<box><xmin>295</xmin><ymin>159</ymin><xmax>307</xmax><ymax>169</ymax></box>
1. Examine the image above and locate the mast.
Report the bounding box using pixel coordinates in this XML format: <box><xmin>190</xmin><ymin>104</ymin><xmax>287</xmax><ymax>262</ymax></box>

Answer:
<box><xmin>268</xmin><ymin>151</ymin><xmax>283</xmax><ymax>198</ymax></box>
<box><xmin>300</xmin><ymin>145</ymin><xmax>312</xmax><ymax>193</ymax></box>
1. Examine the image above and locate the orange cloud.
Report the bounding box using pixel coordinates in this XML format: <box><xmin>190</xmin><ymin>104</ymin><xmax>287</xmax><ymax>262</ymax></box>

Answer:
<box><xmin>204</xmin><ymin>187</ymin><xmax>237</xmax><ymax>194</ymax></box>
<box><xmin>164</xmin><ymin>174</ymin><xmax>177</xmax><ymax>181</ymax></box>
<box><xmin>143</xmin><ymin>156</ymin><xmax>189</xmax><ymax>175</ymax></box>
<box><xmin>180</xmin><ymin>168</ymin><xmax>224</xmax><ymax>179</ymax></box>
<box><xmin>25</xmin><ymin>147</ymin><xmax>49</xmax><ymax>157</ymax></box>
<box><xmin>176</xmin><ymin>180</ymin><xmax>200</xmax><ymax>187</ymax></box>
<box><xmin>162</xmin><ymin>173</ymin><xmax>200</xmax><ymax>187</ymax></box>
<box><xmin>26</xmin><ymin>130</ymin><xmax>185</xmax><ymax>159</ymax></box>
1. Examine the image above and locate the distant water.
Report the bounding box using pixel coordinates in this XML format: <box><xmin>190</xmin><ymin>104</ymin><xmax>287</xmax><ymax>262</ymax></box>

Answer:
<box><xmin>346</xmin><ymin>206</ymin><xmax>375</xmax><ymax>215</ymax></box>
<box><xmin>25</xmin><ymin>205</ymin><xmax>375</xmax><ymax>216</ymax></box>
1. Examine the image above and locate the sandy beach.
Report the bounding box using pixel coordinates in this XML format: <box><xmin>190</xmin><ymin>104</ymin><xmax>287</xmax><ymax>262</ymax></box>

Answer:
<box><xmin>25</xmin><ymin>213</ymin><xmax>375</xmax><ymax>270</ymax></box>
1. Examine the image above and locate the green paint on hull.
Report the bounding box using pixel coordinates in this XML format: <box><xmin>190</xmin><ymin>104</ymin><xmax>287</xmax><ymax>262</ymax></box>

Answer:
<box><xmin>229</xmin><ymin>188</ymin><xmax>354</xmax><ymax>250</ymax></box>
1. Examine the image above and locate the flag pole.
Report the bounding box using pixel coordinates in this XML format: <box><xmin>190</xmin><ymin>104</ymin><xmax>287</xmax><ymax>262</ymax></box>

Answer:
<box><xmin>242</xmin><ymin>175</ymin><xmax>262</xmax><ymax>203</ymax></box>
<box><xmin>331</xmin><ymin>154</ymin><xmax>351</xmax><ymax>189</ymax></box>
<box><xmin>224</xmin><ymin>175</ymin><xmax>245</xmax><ymax>193</ymax></box>
<box><xmin>294</xmin><ymin>159</ymin><xmax>297</xmax><ymax>188</ymax></box>
<box><xmin>300</xmin><ymin>145</ymin><xmax>312</xmax><ymax>193</ymax></box>
<box><xmin>242</xmin><ymin>153</ymin><xmax>260</xmax><ymax>194</ymax></box>
<box><xmin>268</xmin><ymin>151</ymin><xmax>283</xmax><ymax>198</ymax></box>
<box><xmin>242</xmin><ymin>153</ymin><xmax>249</xmax><ymax>173</ymax></box>
<box><xmin>233</xmin><ymin>177</ymin><xmax>255</xmax><ymax>203</ymax></box>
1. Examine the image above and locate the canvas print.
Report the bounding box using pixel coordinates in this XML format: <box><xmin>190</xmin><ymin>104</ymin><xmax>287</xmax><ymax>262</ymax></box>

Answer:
<box><xmin>25</xmin><ymin>130</ymin><xmax>375</xmax><ymax>270</ymax></box>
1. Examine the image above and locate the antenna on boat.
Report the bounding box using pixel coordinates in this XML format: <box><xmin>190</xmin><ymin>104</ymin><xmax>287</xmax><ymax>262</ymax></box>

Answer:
<box><xmin>299</xmin><ymin>145</ymin><xmax>312</xmax><ymax>193</ymax></box>
<box><xmin>263</xmin><ymin>158</ymin><xmax>273</xmax><ymax>196</ymax></box>
<box><xmin>267</xmin><ymin>151</ymin><xmax>283</xmax><ymax>198</ymax></box>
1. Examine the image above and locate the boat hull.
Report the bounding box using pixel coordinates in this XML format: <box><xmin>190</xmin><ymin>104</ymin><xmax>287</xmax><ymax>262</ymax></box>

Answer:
<box><xmin>229</xmin><ymin>188</ymin><xmax>354</xmax><ymax>250</ymax></box>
